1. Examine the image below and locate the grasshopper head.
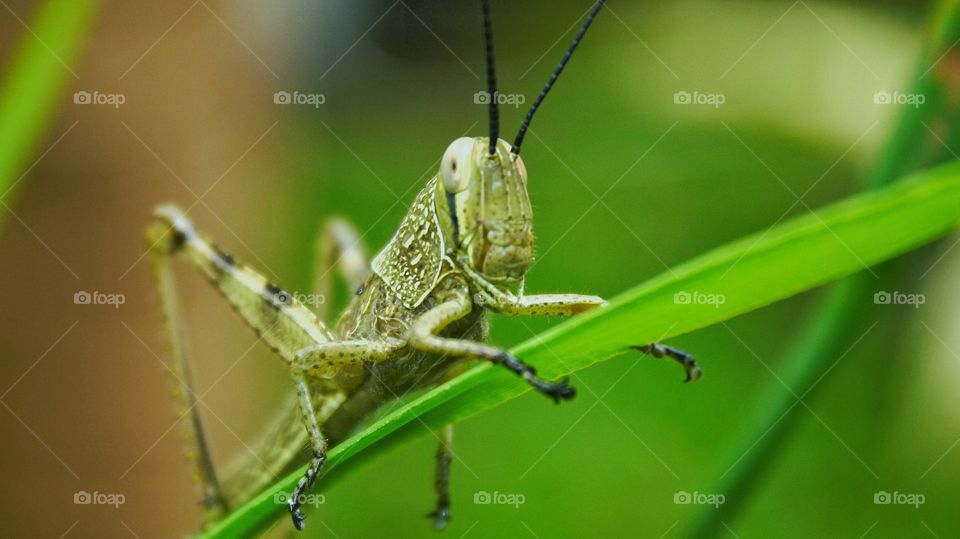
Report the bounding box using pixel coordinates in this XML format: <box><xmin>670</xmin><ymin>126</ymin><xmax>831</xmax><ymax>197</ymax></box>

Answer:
<box><xmin>431</xmin><ymin>0</ymin><xmax>604</xmax><ymax>285</ymax></box>
<box><xmin>437</xmin><ymin>136</ymin><xmax>532</xmax><ymax>283</ymax></box>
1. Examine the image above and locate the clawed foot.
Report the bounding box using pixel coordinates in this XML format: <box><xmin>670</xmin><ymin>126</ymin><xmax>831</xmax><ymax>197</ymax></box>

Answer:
<box><xmin>634</xmin><ymin>343</ymin><xmax>701</xmax><ymax>382</ymax></box>
<box><xmin>287</xmin><ymin>450</ymin><xmax>325</xmax><ymax>531</ymax></box>
<box><xmin>288</xmin><ymin>498</ymin><xmax>306</xmax><ymax>531</ymax></box>
<box><xmin>530</xmin><ymin>376</ymin><xmax>576</xmax><ymax>403</ymax></box>
<box><xmin>427</xmin><ymin>506</ymin><xmax>450</xmax><ymax>530</ymax></box>
<box><xmin>495</xmin><ymin>352</ymin><xmax>576</xmax><ymax>402</ymax></box>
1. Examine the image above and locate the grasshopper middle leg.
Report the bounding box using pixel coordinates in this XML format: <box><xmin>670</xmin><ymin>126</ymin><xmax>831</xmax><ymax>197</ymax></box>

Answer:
<box><xmin>211</xmin><ymin>217</ymin><xmax>373</xmax><ymax>511</ymax></box>
<box><xmin>428</xmin><ymin>424</ymin><xmax>454</xmax><ymax>529</ymax></box>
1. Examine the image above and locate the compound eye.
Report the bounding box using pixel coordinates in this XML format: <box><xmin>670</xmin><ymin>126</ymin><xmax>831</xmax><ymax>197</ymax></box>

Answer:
<box><xmin>441</xmin><ymin>137</ymin><xmax>476</xmax><ymax>193</ymax></box>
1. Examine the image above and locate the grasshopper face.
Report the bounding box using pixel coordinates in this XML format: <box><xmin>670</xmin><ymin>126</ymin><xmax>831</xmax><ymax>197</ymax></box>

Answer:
<box><xmin>438</xmin><ymin>136</ymin><xmax>532</xmax><ymax>284</ymax></box>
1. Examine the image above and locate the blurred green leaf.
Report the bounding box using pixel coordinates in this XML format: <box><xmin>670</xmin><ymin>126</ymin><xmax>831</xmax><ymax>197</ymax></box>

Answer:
<box><xmin>689</xmin><ymin>1</ymin><xmax>960</xmax><ymax>534</ymax></box>
<box><xmin>201</xmin><ymin>159</ymin><xmax>960</xmax><ymax>538</ymax></box>
<box><xmin>0</xmin><ymin>0</ymin><xmax>99</xmax><ymax>228</ymax></box>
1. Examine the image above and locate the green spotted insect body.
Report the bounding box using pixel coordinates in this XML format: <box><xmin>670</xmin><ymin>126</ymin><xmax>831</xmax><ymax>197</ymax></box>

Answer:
<box><xmin>147</xmin><ymin>0</ymin><xmax>698</xmax><ymax>532</ymax></box>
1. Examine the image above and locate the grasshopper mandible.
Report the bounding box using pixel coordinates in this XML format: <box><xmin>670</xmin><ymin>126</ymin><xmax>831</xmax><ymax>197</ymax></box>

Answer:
<box><xmin>147</xmin><ymin>0</ymin><xmax>699</xmax><ymax>532</ymax></box>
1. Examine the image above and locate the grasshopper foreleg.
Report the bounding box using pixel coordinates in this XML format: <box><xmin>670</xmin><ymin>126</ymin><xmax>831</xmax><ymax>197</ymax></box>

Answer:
<box><xmin>408</xmin><ymin>291</ymin><xmax>575</xmax><ymax>401</ymax></box>
<box><xmin>468</xmin><ymin>274</ymin><xmax>702</xmax><ymax>383</ymax></box>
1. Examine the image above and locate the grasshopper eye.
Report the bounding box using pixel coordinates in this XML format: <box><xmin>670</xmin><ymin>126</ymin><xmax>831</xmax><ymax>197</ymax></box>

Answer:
<box><xmin>441</xmin><ymin>137</ymin><xmax>476</xmax><ymax>193</ymax></box>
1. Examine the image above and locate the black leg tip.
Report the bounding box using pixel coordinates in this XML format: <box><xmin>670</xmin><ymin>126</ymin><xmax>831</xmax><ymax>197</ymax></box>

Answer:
<box><xmin>633</xmin><ymin>343</ymin><xmax>702</xmax><ymax>383</ymax></box>
<box><xmin>684</xmin><ymin>364</ymin><xmax>703</xmax><ymax>383</ymax></box>
<box><xmin>288</xmin><ymin>496</ymin><xmax>307</xmax><ymax>531</ymax></box>
<box><xmin>289</xmin><ymin>508</ymin><xmax>305</xmax><ymax>531</ymax></box>
<box><xmin>427</xmin><ymin>507</ymin><xmax>450</xmax><ymax>530</ymax></box>
<box><xmin>494</xmin><ymin>352</ymin><xmax>576</xmax><ymax>403</ymax></box>
<box><xmin>539</xmin><ymin>377</ymin><xmax>576</xmax><ymax>403</ymax></box>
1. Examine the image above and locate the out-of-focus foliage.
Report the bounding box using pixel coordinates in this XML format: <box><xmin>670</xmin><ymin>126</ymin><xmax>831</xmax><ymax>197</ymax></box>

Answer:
<box><xmin>0</xmin><ymin>0</ymin><xmax>99</xmax><ymax>228</ymax></box>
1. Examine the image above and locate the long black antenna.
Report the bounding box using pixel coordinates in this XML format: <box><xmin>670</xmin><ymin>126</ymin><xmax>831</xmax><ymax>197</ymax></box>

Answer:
<box><xmin>512</xmin><ymin>0</ymin><xmax>605</xmax><ymax>156</ymax></box>
<box><xmin>481</xmin><ymin>0</ymin><xmax>499</xmax><ymax>155</ymax></box>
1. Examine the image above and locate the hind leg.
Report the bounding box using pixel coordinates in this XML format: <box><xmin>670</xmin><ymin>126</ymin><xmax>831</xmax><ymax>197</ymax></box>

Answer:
<box><xmin>148</xmin><ymin>229</ymin><xmax>228</xmax><ymax>526</ymax></box>
<box><xmin>147</xmin><ymin>205</ymin><xmax>342</xmax><ymax>527</ymax></box>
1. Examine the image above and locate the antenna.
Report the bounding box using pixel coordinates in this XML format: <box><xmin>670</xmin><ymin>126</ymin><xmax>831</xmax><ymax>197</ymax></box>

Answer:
<box><xmin>512</xmin><ymin>0</ymin><xmax>605</xmax><ymax>156</ymax></box>
<box><xmin>481</xmin><ymin>0</ymin><xmax>499</xmax><ymax>155</ymax></box>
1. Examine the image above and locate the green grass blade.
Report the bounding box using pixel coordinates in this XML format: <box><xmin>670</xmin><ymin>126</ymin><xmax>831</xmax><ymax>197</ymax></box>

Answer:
<box><xmin>688</xmin><ymin>2</ymin><xmax>960</xmax><ymax>534</ymax></box>
<box><xmin>0</xmin><ymin>0</ymin><xmax>99</xmax><ymax>227</ymax></box>
<box><xmin>201</xmin><ymin>161</ymin><xmax>960</xmax><ymax>538</ymax></box>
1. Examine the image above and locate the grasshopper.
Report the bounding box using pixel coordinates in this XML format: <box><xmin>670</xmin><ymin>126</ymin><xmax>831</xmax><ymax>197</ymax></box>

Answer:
<box><xmin>147</xmin><ymin>0</ymin><xmax>699</xmax><ymax>532</ymax></box>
